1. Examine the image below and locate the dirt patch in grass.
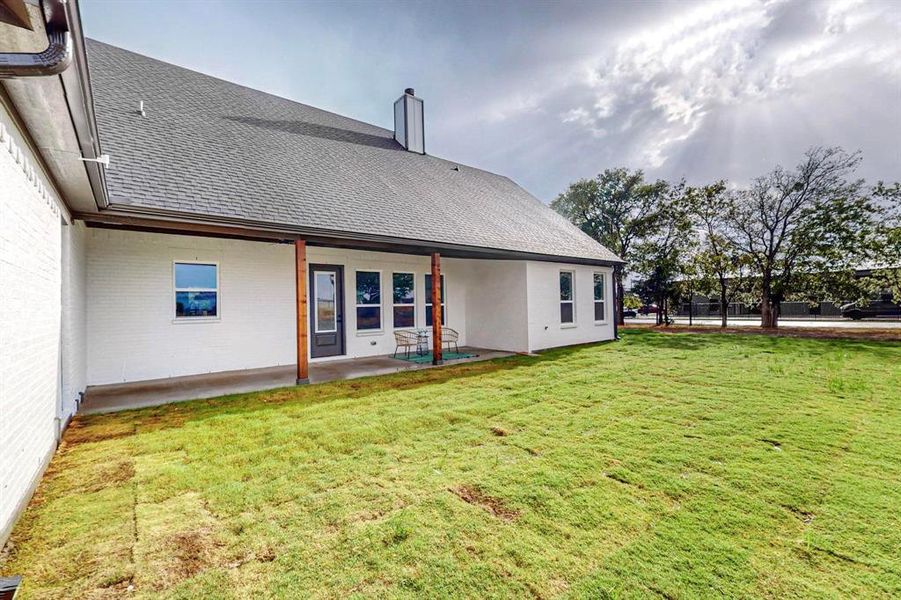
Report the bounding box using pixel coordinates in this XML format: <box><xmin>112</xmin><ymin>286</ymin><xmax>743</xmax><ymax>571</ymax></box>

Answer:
<box><xmin>64</xmin><ymin>419</ymin><xmax>136</xmax><ymax>446</ymax></box>
<box><xmin>451</xmin><ymin>485</ymin><xmax>520</xmax><ymax>521</ymax></box>
<box><xmin>170</xmin><ymin>530</ymin><xmax>214</xmax><ymax>581</ymax></box>
<box><xmin>83</xmin><ymin>460</ymin><xmax>136</xmax><ymax>493</ymax></box>
<box><xmin>257</xmin><ymin>546</ymin><xmax>277</xmax><ymax>562</ymax></box>
<box><xmin>622</xmin><ymin>323</ymin><xmax>901</xmax><ymax>341</ymax></box>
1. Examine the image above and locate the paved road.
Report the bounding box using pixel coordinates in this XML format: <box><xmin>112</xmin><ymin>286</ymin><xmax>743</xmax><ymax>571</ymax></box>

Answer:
<box><xmin>625</xmin><ymin>317</ymin><xmax>901</xmax><ymax>329</ymax></box>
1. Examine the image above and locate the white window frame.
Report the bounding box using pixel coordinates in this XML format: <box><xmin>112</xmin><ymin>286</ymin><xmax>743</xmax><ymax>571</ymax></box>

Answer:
<box><xmin>173</xmin><ymin>260</ymin><xmax>220</xmax><ymax>322</ymax></box>
<box><xmin>593</xmin><ymin>272</ymin><xmax>607</xmax><ymax>324</ymax></box>
<box><xmin>560</xmin><ymin>270</ymin><xmax>575</xmax><ymax>326</ymax></box>
<box><xmin>314</xmin><ymin>268</ymin><xmax>340</xmax><ymax>334</ymax></box>
<box><xmin>425</xmin><ymin>273</ymin><xmax>446</xmax><ymax>327</ymax></box>
<box><xmin>354</xmin><ymin>269</ymin><xmax>383</xmax><ymax>333</ymax></box>
<box><xmin>392</xmin><ymin>271</ymin><xmax>416</xmax><ymax>329</ymax></box>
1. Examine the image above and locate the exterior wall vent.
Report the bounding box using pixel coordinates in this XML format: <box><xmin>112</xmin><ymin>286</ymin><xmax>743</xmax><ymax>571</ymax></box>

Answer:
<box><xmin>393</xmin><ymin>88</ymin><xmax>424</xmax><ymax>154</ymax></box>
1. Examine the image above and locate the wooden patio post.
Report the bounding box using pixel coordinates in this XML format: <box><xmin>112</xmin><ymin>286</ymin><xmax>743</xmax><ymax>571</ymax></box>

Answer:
<box><xmin>431</xmin><ymin>252</ymin><xmax>443</xmax><ymax>365</ymax></box>
<box><xmin>295</xmin><ymin>240</ymin><xmax>309</xmax><ymax>384</ymax></box>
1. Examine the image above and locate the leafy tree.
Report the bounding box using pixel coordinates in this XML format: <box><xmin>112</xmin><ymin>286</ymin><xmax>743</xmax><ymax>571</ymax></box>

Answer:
<box><xmin>552</xmin><ymin>168</ymin><xmax>668</xmax><ymax>325</ymax></box>
<box><xmin>864</xmin><ymin>182</ymin><xmax>901</xmax><ymax>301</ymax></box>
<box><xmin>631</xmin><ymin>182</ymin><xmax>696</xmax><ymax>325</ymax></box>
<box><xmin>725</xmin><ymin>147</ymin><xmax>877</xmax><ymax>328</ymax></box>
<box><xmin>676</xmin><ymin>247</ymin><xmax>708</xmax><ymax>326</ymax></box>
<box><xmin>623</xmin><ymin>293</ymin><xmax>642</xmax><ymax>310</ymax></box>
<box><xmin>686</xmin><ymin>182</ymin><xmax>750</xmax><ymax>327</ymax></box>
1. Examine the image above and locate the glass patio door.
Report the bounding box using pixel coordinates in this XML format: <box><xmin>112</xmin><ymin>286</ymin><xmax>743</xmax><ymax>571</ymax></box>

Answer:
<box><xmin>309</xmin><ymin>264</ymin><xmax>345</xmax><ymax>358</ymax></box>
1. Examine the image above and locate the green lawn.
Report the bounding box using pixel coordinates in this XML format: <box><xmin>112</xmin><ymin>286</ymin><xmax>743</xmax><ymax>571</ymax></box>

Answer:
<box><xmin>2</xmin><ymin>331</ymin><xmax>900</xmax><ymax>599</ymax></box>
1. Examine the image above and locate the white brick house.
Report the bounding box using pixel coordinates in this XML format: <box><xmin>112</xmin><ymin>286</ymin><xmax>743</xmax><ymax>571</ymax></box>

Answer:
<box><xmin>0</xmin><ymin>1</ymin><xmax>622</xmax><ymax>544</ymax></box>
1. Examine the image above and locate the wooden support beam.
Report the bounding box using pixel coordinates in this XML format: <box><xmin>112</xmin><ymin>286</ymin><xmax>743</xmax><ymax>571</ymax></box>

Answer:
<box><xmin>431</xmin><ymin>252</ymin><xmax>443</xmax><ymax>365</ymax></box>
<box><xmin>295</xmin><ymin>240</ymin><xmax>309</xmax><ymax>384</ymax></box>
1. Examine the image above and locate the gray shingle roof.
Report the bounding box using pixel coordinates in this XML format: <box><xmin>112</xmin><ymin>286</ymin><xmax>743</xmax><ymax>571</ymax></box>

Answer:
<box><xmin>85</xmin><ymin>39</ymin><xmax>621</xmax><ymax>264</ymax></box>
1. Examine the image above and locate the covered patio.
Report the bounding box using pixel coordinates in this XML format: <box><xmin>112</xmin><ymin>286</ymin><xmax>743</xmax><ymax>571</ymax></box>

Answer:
<box><xmin>71</xmin><ymin>211</ymin><xmax>617</xmax><ymax>422</ymax></box>
<box><xmin>80</xmin><ymin>347</ymin><xmax>514</xmax><ymax>414</ymax></box>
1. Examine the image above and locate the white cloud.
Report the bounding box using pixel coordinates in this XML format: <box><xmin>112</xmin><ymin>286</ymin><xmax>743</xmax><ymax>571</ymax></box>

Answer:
<box><xmin>561</xmin><ymin>0</ymin><xmax>900</xmax><ymax>169</ymax></box>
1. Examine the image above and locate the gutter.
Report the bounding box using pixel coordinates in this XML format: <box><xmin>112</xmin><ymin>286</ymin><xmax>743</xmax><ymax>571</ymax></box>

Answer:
<box><xmin>58</xmin><ymin>0</ymin><xmax>110</xmax><ymax>208</ymax></box>
<box><xmin>613</xmin><ymin>264</ymin><xmax>621</xmax><ymax>340</ymax></box>
<box><xmin>0</xmin><ymin>0</ymin><xmax>72</xmax><ymax>78</ymax></box>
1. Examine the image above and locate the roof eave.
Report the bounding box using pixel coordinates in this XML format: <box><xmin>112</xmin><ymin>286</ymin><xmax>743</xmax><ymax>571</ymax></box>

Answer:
<box><xmin>79</xmin><ymin>204</ymin><xmax>625</xmax><ymax>267</ymax></box>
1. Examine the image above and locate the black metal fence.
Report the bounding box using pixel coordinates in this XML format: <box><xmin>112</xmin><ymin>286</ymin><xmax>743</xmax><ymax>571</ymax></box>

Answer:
<box><xmin>673</xmin><ymin>301</ymin><xmax>899</xmax><ymax>321</ymax></box>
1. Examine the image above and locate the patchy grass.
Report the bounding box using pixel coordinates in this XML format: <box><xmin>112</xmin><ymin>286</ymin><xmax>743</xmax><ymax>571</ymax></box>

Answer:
<box><xmin>2</xmin><ymin>331</ymin><xmax>899</xmax><ymax>599</ymax></box>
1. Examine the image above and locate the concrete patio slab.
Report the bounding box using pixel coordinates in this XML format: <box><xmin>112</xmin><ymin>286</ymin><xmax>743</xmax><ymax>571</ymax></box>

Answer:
<box><xmin>80</xmin><ymin>347</ymin><xmax>513</xmax><ymax>414</ymax></box>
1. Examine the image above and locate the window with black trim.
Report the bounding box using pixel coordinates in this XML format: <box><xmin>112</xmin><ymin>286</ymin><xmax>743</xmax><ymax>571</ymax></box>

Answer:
<box><xmin>560</xmin><ymin>271</ymin><xmax>574</xmax><ymax>324</ymax></box>
<box><xmin>593</xmin><ymin>272</ymin><xmax>606</xmax><ymax>322</ymax></box>
<box><xmin>355</xmin><ymin>271</ymin><xmax>381</xmax><ymax>330</ymax></box>
<box><xmin>392</xmin><ymin>272</ymin><xmax>415</xmax><ymax>328</ymax></box>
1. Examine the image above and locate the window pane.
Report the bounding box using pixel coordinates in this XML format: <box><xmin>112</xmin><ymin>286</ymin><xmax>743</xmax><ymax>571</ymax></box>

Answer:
<box><xmin>561</xmin><ymin>302</ymin><xmax>574</xmax><ymax>323</ymax></box>
<box><xmin>426</xmin><ymin>304</ymin><xmax>446</xmax><ymax>326</ymax></box>
<box><xmin>315</xmin><ymin>272</ymin><xmax>337</xmax><ymax>331</ymax></box>
<box><xmin>594</xmin><ymin>274</ymin><xmax>605</xmax><ymax>301</ymax></box>
<box><xmin>393</xmin><ymin>305</ymin><xmax>415</xmax><ymax>328</ymax></box>
<box><xmin>393</xmin><ymin>273</ymin><xmax>415</xmax><ymax>304</ymax></box>
<box><xmin>425</xmin><ymin>274</ymin><xmax>445</xmax><ymax>303</ymax></box>
<box><xmin>176</xmin><ymin>291</ymin><xmax>217</xmax><ymax>317</ymax></box>
<box><xmin>560</xmin><ymin>272</ymin><xmax>573</xmax><ymax>301</ymax></box>
<box><xmin>594</xmin><ymin>301</ymin><xmax>605</xmax><ymax>322</ymax></box>
<box><xmin>356</xmin><ymin>271</ymin><xmax>381</xmax><ymax>305</ymax></box>
<box><xmin>175</xmin><ymin>263</ymin><xmax>217</xmax><ymax>289</ymax></box>
<box><xmin>357</xmin><ymin>306</ymin><xmax>381</xmax><ymax>330</ymax></box>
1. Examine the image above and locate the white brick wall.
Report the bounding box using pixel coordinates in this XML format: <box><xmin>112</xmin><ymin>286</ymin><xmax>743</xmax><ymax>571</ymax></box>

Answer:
<box><xmin>0</xmin><ymin>108</ymin><xmax>83</xmax><ymax>543</ymax></box>
<box><xmin>465</xmin><ymin>261</ymin><xmax>529</xmax><ymax>353</ymax></box>
<box><xmin>526</xmin><ymin>261</ymin><xmax>615</xmax><ymax>351</ymax></box>
<box><xmin>85</xmin><ymin>229</ymin><xmax>297</xmax><ymax>384</ymax></box>
<box><xmin>84</xmin><ymin>232</ymin><xmax>476</xmax><ymax>383</ymax></box>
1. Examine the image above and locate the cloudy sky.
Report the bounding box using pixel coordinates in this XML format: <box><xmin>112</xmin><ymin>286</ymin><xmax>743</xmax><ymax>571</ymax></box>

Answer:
<box><xmin>82</xmin><ymin>0</ymin><xmax>900</xmax><ymax>202</ymax></box>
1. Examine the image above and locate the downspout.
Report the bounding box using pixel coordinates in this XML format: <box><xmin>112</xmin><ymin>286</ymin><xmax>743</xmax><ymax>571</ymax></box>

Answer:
<box><xmin>613</xmin><ymin>264</ymin><xmax>621</xmax><ymax>340</ymax></box>
<box><xmin>0</xmin><ymin>0</ymin><xmax>72</xmax><ymax>78</ymax></box>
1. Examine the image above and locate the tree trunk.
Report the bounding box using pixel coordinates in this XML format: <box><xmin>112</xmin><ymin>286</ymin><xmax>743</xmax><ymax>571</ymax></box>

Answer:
<box><xmin>719</xmin><ymin>280</ymin><xmax>728</xmax><ymax>328</ymax></box>
<box><xmin>761</xmin><ymin>292</ymin><xmax>772</xmax><ymax>327</ymax></box>
<box><xmin>615</xmin><ymin>269</ymin><xmax>625</xmax><ymax>326</ymax></box>
<box><xmin>761</xmin><ymin>286</ymin><xmax>779</xmax><ymax>328</ymax></box>
<box><xmin>688</xmin><ymin>293</ymin><xmax>693</xmax><ymax>326</ymax></box>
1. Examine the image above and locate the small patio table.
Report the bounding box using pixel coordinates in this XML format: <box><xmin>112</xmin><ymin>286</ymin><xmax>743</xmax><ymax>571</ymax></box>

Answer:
<box><xmin>414</xmin><ymin>329</ymin><xmax>430</xmax><ymax>357</ymax></box>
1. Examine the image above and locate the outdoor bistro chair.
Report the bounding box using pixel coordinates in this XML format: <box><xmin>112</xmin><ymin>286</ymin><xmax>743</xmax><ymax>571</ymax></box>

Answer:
<box><xmin>393</xmin><ymin>330</ymin><xmax>420</xmax><ymax>358</ymax></box>
<box><xmin>441</xmin><ymin>327</ymin><xmax>460</xmax><ymax>354</ymax></box>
